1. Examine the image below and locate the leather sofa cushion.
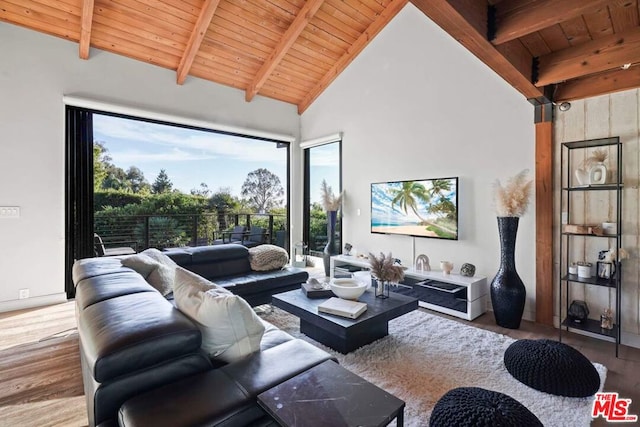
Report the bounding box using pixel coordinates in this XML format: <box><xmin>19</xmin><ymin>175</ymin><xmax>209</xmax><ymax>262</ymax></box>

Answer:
<box><xmin>161</xmin><ymin>248</ymin><xmax>192</xmax><ymax>265</ymax></box>
<box><xmin>187</xmin><ymin>258</ymin><xmax>251</xmax><ymax>280</ymax></box>
<box><xmin>189</xmin><ymin>244</ymin><xmax>249</xmax><ymax>263</ymax></box>
<box><xmin>87</xmin><ymin>352</ymin><xmax>211</xmax><ymax>427</ymax></box>
<box><xmin>78</xmin><ymin>292</ymin><xmax>202</xmax><ymax>383</ymax></box>
<box><xmin>75</xmin><ymin>271</ymin><xmax>156</xmax><ymax>310</ymax></box>
<box><xmin>260</xmin><ymin>320</ymin><xmax>294</xmax><ymax>351</ymax></box>
<box><xmin>118</xmin><ymin>339</ymin><xmax>333</xmax><ymax>427</ymax></box>
<box><xmin>220</xmin><ymin>339</ymin><xmax>336</xmax><ymax>397</ymax></box>
<box><xmin>118</xmin><ymin>369</ymin><xmax>265</xmax><ymax>427</ymax></box>
<box><xmin>215</xmin><ymin>267</ymin><xmax>308</xmax><ymax>295</ymax></box>
<box><xmin>72</xmin><ymin>257</ymin><xmax>133</xmax><ymax>283</ymax></box>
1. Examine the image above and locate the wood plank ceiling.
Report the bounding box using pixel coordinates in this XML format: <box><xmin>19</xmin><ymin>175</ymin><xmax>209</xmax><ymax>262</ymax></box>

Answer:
<box><xmin>411</xmin><ymin>0</ymin><xmax>640</xmax><ymax>105</ymax></box>
<box><xmin>0</xmin><ymin>0</ymin><xmax>407</xmax><ymax>114</ymax></box>
<box><xmin>2</xmin><ymin>0</ymin><xmax>640</xmax><ymax>112</ymax></box>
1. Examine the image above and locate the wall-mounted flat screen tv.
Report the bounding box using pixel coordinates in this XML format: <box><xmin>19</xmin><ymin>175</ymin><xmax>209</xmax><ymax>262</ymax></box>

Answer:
<box><xmin>371</xmin><ymin>177</ymin><xmax>458</xmax><ymax>240</ymax></box>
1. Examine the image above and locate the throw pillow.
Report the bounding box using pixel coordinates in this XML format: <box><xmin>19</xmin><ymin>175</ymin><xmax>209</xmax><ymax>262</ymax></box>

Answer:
<box><xmin>173</xmin><ymin>267</ymin><xmax>264</xmax><ymax>363</ymax></box>
<box><xmin>141</xmin><ymin>248</ymin><xmax>179</xmax><ymax>269</ymax></box>
<box><xmin>121</xmin><ymin>253</ymin><xmax>159</xmax><ymax>278</ymax></box>
<box><xmin>248</xmin><ymin>244</ymin><xmax>289</xmax><ymax>271</ymax></box>
<box><xmin>146</xmin><ymin>263</ymin><xmax>175</xmax><ymax>296</ymax></box>
<box><xmin>173</xmin><ymin>266</ymin><xmax>230</xmax><ymax>294</ymax></box>
<box><xmin>121</xmin><ymin>254</ymin><xmax>173</xmax><ymax>296</ymax></box>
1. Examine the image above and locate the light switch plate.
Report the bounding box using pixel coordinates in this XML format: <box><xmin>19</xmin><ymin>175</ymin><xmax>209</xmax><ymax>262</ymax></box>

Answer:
<box><xmin>0</xmin><ymin>206</ymin><xmax>20</xmax><ymax>218</ymax></box>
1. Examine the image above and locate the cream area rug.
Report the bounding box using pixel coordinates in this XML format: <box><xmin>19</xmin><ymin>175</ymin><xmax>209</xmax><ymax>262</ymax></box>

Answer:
<box><xmin>260</xmin><ymin>308</ymin><xmax>606</xmax><ymax>427</ymax></box>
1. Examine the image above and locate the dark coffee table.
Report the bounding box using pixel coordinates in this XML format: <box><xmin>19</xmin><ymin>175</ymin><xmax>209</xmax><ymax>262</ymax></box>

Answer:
<box><xmin>272</xmin><ymin>289</ymin><xmax>418</xmax><ymax>354</ymax></box>
<box><xmin>258</xmin><ymin>360</ymin><xmax>405</xmax><ymax>427</ymax></box>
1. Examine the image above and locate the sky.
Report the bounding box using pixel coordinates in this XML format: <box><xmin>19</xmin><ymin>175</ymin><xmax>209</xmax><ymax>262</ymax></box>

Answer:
<box><xmin>94</xmin><ymin>114</ymin><xmax>288</xmax><ymax>200</ymax></box>
<box><xmin>93</xmin><ymin>114</ymin><xmax>340</xmax><ymax>204</ymax></box>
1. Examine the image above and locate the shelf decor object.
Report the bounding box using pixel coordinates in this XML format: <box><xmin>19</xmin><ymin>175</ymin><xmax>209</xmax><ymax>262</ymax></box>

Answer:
<box><xmin>368</xmin><ymin>252</ymin><xmax>404</xmax><ymax>299</ymax></box>
<box><xmin>490</xmin><ymin>170</ymin><xmax>533</xmax><ymax>329</ymax></box>
<box><xmin>559</xmin><ymin>136</ymin><xmax>623</xmax><ymax>357</ymax></box>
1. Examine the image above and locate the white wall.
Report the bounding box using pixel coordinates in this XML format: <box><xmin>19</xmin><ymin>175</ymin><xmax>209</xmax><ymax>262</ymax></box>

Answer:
<box><xmin>0</xmin><ymin>22</ymin><xmax>300</xmax><ymax>312</ymax></box>
<box><xmin>300</xmin><ymin>4</ymin><xmax>537</xmax><ymax>320</ymax></box>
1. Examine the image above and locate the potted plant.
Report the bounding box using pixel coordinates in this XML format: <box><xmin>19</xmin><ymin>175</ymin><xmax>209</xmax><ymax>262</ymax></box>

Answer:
<box><xmin>368</xmin><ymin>252</ymin><xmax>405</xmax><ymax>298</ymax></box>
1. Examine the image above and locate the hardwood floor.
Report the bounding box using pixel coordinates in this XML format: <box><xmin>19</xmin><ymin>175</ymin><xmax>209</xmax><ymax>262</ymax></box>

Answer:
<box><xmin>0</xmin><ymin>297</ymin><xmax>638</xmax><ymax>427</ymax></box>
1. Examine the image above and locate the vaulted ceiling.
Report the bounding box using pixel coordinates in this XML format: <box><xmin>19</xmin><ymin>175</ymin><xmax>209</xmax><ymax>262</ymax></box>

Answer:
<box><xmin>3</xmin><ymin>0</ymin><xmax>640</xmax><ymax>114</ymax></box>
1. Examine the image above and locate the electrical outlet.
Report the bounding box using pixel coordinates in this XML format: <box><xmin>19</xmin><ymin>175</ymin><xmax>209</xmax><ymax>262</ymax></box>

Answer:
<box><xmin>19</xmin><ymin>288</ymin><xmax>29</xmax><ymax>299</ymax></box>
<box><xmin>0</xmin><ymin>206</ymin><xmax>20</xmax><ymax>218</ymax></box>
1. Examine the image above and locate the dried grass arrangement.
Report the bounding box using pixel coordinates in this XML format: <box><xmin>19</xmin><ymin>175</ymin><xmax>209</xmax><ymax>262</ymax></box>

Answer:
<box><xmin>320</xmin><ymin>179</ymin><xmax>342</xmax><ymax>211</ymax></box>
<box><xmin>493</xmin><ymin>169</ymin><xmax>533</xmax><ymax>217</ymax></box>
<box><xmin>584</xmin><ymin>148</ymin><xmax>608</xmax><ymax>168</ymax></box>
<box><xmin>368</xmin><ymin>252</ymin><xmax>405</xmax><ymax>283</ymax></box>
<box><xmin>603</xmin><ymin>247</ymin><xmax>630</xmax><ymax>263</ymax></box>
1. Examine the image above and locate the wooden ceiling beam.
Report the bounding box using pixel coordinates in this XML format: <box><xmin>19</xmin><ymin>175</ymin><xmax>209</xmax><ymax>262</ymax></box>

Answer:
<box><xmin>536</xmin><ymin>27</ymin><xmax>640</xmax><ymax>87</ymax></box>
<box><xmin>555</xmin><ymin>66</ymin><xmax>640</xmax><ymax>101</ymax></box>
<box><xmin>409</xmin><ymin>0</ymin><xmax>542</xmax><ymax>100</ymax></box>
<box><xmin>177</xmin><ymin>0</ymin><xmax>221</xmax><ymax>85</ymax></box>
<box><xmin>298</xmin><ymin>0</ymin><xmax>409</xmax><ymax>114</ymax></box>
<box><xmin>245</xmin><ymin>0</ymin><xmax>325</xmax><ymax>102</ymax></box>
<box><xmin>492</xmin><ymin>0</ymin><xmax>615</xmax><ymax>45</ymax></box>
<box><xmin>79</xmin><ymin>0</ymin><xmax>95</xmax><ymax>59</ymax></box>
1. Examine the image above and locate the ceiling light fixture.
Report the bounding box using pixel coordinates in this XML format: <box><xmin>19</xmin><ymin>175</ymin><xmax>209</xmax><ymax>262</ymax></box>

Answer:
<box><xmin>558</xmin><ymin>102</ymin><xmax>571</xmax><ymax>112</ymax></box>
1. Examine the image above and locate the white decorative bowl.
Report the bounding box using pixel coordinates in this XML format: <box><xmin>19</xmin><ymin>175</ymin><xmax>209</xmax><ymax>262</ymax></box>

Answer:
<box><xmin>330</xmin><ymin>279</ymin><xmax>368</xmax><ymax>300</ymax></box>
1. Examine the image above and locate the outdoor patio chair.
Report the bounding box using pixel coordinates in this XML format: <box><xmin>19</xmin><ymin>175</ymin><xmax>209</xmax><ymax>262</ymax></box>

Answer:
<box><xmin>94</xmin><ymin>233</ymin><xmax>137</xmax><ymax>257</ymax></box>
<box><xmin>242</xmin><ymin>226</ymin><xmax>269</xmax><ymax>248</ymax></box>
<box><xmin>213</xmin><ymin>225</ymin><xmax>246</xmax><ymax>245</ymax></box>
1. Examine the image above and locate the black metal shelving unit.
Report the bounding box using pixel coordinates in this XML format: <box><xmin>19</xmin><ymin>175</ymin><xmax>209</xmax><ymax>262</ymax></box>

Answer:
<box><xmin>559</xmin><ymin>137</ymin><xmax>622</xmax><ymax>357</ymax></box>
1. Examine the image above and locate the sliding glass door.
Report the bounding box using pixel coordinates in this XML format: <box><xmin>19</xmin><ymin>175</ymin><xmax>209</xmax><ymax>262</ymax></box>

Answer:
<box><xmin>303</xmin><ymin>140</ymin><xmax>341</xmax><ymax>257</ymax></box>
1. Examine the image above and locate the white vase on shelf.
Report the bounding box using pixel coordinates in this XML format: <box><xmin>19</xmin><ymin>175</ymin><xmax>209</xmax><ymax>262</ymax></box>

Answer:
<box><xmin>588</xmin><ymin>163</ymin><xmax>607</xmax><ymax>185</ymax></box>
<box><xmin>574</xmin><ymin>168</ymin><xmax>589</xmax><ymax>186</ymax></box>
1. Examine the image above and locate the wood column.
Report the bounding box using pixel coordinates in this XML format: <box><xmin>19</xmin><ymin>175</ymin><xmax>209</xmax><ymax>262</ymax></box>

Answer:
<box><xmin>534</xmin><ymin>102</ymin><xmax>554</xmax><ymax>326</ymax></box>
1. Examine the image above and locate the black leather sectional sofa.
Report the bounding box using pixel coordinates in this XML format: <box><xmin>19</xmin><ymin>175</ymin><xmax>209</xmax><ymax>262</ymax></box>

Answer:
<box><xmin>73</xmin><ymin>246</ymin><xmax>333</xmax><ymax>426</ymax></box>
<box><xmin>163</xmin><ymin>244</ymin><xmax>308</xmax><ymax>306</ymax></box>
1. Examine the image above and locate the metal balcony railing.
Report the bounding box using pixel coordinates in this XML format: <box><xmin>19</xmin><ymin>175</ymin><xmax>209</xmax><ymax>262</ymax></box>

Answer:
<box><xmin>94</xmin><ymin>211</ymin><xmax>288</xmax><ymax>252</ymax></box>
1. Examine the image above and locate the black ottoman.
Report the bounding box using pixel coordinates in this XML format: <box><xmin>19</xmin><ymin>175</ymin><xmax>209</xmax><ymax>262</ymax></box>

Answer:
<box><xmin>504</xmin><ymin>339</ymin><xmax>600</xmax><ymax>397</ymax></box>
<box><xmin>430</xmin><ymin>387</ymin><xmax>542</xmax><ymax>427</ymax></box>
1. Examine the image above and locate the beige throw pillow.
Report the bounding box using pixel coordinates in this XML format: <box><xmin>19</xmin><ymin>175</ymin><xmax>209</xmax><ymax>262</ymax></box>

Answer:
<box><xmin>121</xmin><ymin>254</ymin><xmax>174</xmax><ymax>296</ymax></box>
<box><xmin>248</xmin><ymin>244</ymin><xmax>289</xmax><ymax>271</ymax></box>
<box><xmin>142</xmin><ymin>248</ymin><xmax>179</xmax><ymax>269</ymax></box>
<box><xmin>173</xmin><ymin>267</ymin><xmax>264</xmax><ymax>363</ymax></box>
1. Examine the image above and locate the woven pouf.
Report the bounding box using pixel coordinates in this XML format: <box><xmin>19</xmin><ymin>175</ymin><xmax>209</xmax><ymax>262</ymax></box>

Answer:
<box><xmin>429</xmin><ymin>387</ymin><xmax>542</xmax><ymax>427</ymax></box>
<box><xmin>504</xmin><ymin>339</ymin><xmax>600</xmax><ymax>397</ymax></box>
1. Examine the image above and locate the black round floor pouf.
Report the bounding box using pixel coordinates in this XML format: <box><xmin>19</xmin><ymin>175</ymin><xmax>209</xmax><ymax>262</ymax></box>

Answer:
<box><xmin>504</xmin><ymin>339</ymin><xmax>600</xmax><ymax>397</ymax></box>
<box><xmin>429</xmin><ymin>387</ymin><xmax>542</xmax><ymax>427</ymax></box>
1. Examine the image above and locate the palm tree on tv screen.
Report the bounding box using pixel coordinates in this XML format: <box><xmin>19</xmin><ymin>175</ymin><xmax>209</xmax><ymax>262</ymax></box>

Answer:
<box><xmin>389</xmin><ymin>181</ymin><xmax>431</xmax><ymax>223</ymax></box>
<box><xmin>427</xmin><ymin>179</ymin><xmax>457</xmax><ymax>219</ymax></box>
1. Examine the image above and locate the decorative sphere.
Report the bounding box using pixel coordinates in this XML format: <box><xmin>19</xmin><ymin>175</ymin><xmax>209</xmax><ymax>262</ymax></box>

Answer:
<box><xmin>460</xmin><ymin>263</ymin><xmax>476</xmax><ymax>277</ymax></box>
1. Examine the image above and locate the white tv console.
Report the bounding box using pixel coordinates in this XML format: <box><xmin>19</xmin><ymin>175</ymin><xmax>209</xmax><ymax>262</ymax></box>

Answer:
<box><xmin>330</xmin><ymin>255</ymin><xmax>488</xmax><ymax>321</ymax></box>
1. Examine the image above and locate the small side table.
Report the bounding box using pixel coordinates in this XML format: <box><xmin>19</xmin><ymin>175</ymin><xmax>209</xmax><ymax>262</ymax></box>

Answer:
<box><xmin>257</xmin><ymin>360</ymin><xmax>404</xmax><ymax>427</ymax></box>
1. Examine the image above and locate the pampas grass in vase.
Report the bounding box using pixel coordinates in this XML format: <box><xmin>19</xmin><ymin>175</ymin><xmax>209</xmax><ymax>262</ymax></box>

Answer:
<box><xmin>369</xmin><ymin>252</ymin><xmax>405</xmax><ymax>298</ymax></box>
<box><xmin>493</xmin><ymin>169</ymin><xmax>533</xmax><ymax>217</ymax></box>
<box><xmin>320</xmin><ymin>179</ymin><xmax>342</xmax><ymax>212</ymax></box>
<box><xmin>490</xmin><ymin>169</ymin><xmax>532</xmax><ymax>329</ymax></box>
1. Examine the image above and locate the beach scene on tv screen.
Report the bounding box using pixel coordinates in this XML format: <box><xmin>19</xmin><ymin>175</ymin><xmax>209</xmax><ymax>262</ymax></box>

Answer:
<box><xmin>371</xmin><ymin>178</ymin><xmax>458</xmax><ymax>239</ymax></box>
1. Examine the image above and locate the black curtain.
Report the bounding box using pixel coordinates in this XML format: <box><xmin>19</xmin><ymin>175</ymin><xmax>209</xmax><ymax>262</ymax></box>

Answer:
<box><xmin>65</xmin><ymin>106</ymin><xmax>94</xmax><ymax>298</ymax></box>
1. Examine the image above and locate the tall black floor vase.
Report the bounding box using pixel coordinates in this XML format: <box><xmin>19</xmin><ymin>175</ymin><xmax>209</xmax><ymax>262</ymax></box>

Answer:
<box><xmin>491</xmin><ymin>216</ymin><xmax>526</xmax><ymax>329</ymax></box>
<box><xmin>322</xmin><ymin>210</ymin><xmax>338</xmax><ymax>277</ymax></box>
